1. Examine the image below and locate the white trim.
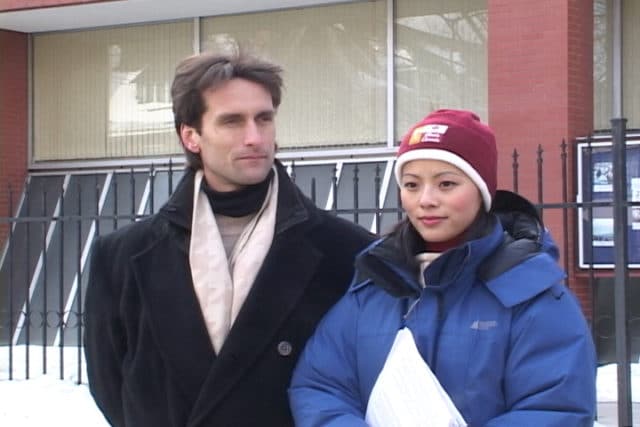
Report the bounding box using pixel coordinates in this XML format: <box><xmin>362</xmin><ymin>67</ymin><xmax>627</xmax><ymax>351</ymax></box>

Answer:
<box><xmin>277</xmin><ymin>146</ymin><xmax>396</xmax><ymax>162</ymax></box>
<box><xmin>576</xmin><ymin>139</ymin><xmax>640</xmax><ymax>269</ymax></box>
<box><xmin>29</xmin><ymin>156</ymin><xmax>187</xmax><ymax>172</ymax></box>
<box><xmin>280</xmin><ymin>154</ymin><xmax>395</xmax><ymax>168</ymax></box>
<box><xmin>575</xmin><ymin>132</ymin><xmax>640</xmax><ymax>142</ymax></box>
<box><xmin>28</xmin><ymin>147</ymin><xmax>398</xmax><ymax>172</ymax></box>
<box><xmin>53</xmin><ymin>173</ymin><xmax>113</xmax><ymax>346</ymax></box>
<box><xmin>52</xmin><ymin>173</ymin><xmax>113</xmax><ymax>346</ymax></box>
<box><xmin>325</xmin><ymin>161</ymin><xmax>344</xmax><ymax>211</ymax></box>
<box><xmin>612</xmin><ymin>0</ymin><xmax>623</xmax><ymax>118</ymax></box>
<box><xmin>137</xmin><ymin>173</ymin><xmax>153</xmax><ymax>218</ymax></box>
<box><xmin>386</xmin><ymin>0</ymin><xmax>395</xmax><ymax>149</ymax></box>
<box><xmin>13</xmin><ymin>174</ymin><xmax>71</xmax><ymax>345</ymax></box>
<box><xmin>0</xmin><ymin>177</ymin><xmax>30</xmax><ymax>276</ymax></box>
<box><xmin>27</xmin><ymin>34</ymin><xmax>34</xmax><ymax>167</ymax></box>
<box><xmin>370</xmin><ymin>159</ymin><xmax>395</xmax><ymax>234</ymax></box>
<box><xmin>0</xmin><ymin>0</ymin><xmax>356</xmax><ymax>33</ymax></box>
<box><xmin>193</xmin><ymin>17</ymin><xmax>200</xmax><ymax>54</ymax></box>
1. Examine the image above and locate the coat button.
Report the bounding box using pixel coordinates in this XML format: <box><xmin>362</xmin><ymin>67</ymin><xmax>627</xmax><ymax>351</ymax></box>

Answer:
<box><xmin>277</xmin><ymin>341</ymin><xmax>293</xmax><ymax>356</ymax></box>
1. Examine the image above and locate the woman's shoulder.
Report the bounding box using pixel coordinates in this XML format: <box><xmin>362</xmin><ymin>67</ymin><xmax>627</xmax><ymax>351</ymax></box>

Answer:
<box><xmin>349</xmin><ymin>236</ymin><xmax>422</xmax><ymax>298</ymax></box>
<box><xmin>482</xmin><ymin>249</ymin><xmax>566</xmax><ymax>309</ymax></box>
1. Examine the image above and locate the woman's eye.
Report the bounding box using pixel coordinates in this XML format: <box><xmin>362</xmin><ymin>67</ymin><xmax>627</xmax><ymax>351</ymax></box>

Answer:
<box><xmin>403</xmin><ymin>182</ymin><xmax>418</xmax><ymax>189</ymax></box>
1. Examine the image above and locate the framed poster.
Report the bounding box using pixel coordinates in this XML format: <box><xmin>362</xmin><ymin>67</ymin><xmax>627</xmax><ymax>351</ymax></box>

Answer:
<box><xmin>577</xmin><ymin>139</ymin><xmax>640</xmax><ymax>268</ymax></box>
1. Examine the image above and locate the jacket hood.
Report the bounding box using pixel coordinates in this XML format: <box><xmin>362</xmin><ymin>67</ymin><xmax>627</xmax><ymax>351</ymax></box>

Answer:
<box><xmin>477</xmin><ymin>190</ymin><xmax>559</xmax><ymax>280</ymax></box>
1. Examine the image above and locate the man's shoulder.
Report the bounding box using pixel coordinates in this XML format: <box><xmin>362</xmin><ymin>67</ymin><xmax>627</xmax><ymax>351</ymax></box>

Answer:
<box><xmin>93</xmin><ymin>214</ymin><xmax>162</xmax><ymax>252</ymax></box>
<box><xmin>316</xmin><ymin>209</ymin><xmax>373</xmax><ymax>234</ymax></box>
<box><xmin>306</xmin><ymin>208</ymin><xmax>376</xmax><ymax>252</ymax></box>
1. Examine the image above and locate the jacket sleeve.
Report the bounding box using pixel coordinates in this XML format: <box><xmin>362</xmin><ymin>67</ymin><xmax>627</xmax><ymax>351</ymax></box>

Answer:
<box><xmin>485</xmin><ymin>285</ymin><xmax>596</xmax><ymax>427</ymax></box>
<box><xmin>84</xmin><ymin>236</ymin><xmax>126</xmax><ymax>426</ymax></box>
<box><xmin>289</xmin><ymin>292</ymin><xmax>369</xmax><ymax>427</ymax></box>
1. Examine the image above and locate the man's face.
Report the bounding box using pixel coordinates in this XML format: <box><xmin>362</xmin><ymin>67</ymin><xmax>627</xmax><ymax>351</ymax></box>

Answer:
<box><xmin>181</xmin><ymin>78</ymin><xmax>277</xmax><ymax>192</ymax></box>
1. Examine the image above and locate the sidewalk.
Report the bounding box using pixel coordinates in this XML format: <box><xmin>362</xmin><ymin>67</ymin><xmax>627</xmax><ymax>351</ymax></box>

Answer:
<box><xmin>597</xmin><ymin>402</ymin><xmax>640</xmax><ymax>426</ymax></box>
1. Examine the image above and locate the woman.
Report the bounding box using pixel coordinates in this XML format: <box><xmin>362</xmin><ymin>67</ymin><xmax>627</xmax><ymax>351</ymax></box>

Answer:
<box><xmin>289</xmin><ymin>109</ymin><xmax>596</xmax><ymax>426</ymax></box>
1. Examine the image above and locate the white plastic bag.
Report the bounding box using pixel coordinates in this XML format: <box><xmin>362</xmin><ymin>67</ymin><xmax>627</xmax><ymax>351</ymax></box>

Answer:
<box><xmin>365</xmin><ymin>328</ymin><xmax>467</xmax><ymax>427</ymax></box>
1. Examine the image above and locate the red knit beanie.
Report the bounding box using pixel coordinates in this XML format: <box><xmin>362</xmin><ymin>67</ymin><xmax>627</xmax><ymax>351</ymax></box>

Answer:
<box><xmin>394</xmin><ymin>109</ymin><xmax>497</xmax><ymax>211</ymax></box>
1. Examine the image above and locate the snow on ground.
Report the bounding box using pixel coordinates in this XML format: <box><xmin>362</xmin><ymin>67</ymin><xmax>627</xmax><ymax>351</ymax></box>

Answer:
<box><xmin>0</xmin><ymin>345</ymin><xmax>638</xmax><ymax>425</ymax></box>
<box><xmin>0</xmin><ymin>345</ymin><xmax>108</xmax><ymax>426</ymax></box>
<box><xmin>597</xmin><ymin>362</ymin><xmax>640</xmax><ymax>403</ymax></box>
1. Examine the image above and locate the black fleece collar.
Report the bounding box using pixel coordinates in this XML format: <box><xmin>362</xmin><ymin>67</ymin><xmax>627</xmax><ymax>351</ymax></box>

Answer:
<box><xmin>201</xmin><ymin>170</ymin><xmax>274</xmax><ymax>217</ymax></box>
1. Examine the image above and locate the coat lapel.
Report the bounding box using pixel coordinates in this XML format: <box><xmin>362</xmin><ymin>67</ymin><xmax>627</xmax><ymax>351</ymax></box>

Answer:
<box><xmin>187</xmin><ymin>227</ymin><xmax>323</xmax><ymax>426</ymax></box>
<box><xmin>131</xmin><ymin>230</ymin><xmax>215</xmax><ymax>404</ymax></box>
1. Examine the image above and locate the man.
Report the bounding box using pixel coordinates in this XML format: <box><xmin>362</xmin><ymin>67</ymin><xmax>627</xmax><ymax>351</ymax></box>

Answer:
<box><xmin>84</xmin><ymin>51</ymin><xmax>375</xmax><ymax>427</ymax></box>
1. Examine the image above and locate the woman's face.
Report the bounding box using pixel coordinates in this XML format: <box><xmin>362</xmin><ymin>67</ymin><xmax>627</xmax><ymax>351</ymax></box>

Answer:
<box><xmin>399</xmin><ymin>158</ymin><xmax>483</xmax><ymax>243</ymax></box>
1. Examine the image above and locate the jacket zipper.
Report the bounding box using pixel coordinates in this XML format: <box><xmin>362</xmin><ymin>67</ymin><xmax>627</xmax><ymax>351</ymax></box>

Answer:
<box><xmin>401</xmin><ymin>288</ymin><xmax>445</xmax><ymax>371</ymax></box>
<box><xmin>431</xmin><ymin>291</ymin><xmax>445</xmax><ymax>371</ymax></box>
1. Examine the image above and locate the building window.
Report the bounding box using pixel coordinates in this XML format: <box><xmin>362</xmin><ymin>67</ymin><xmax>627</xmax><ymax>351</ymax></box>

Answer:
<box><xmin>394</xmin><ymin>0</ymin><xmax>488</xmax><ymax>142</ymax></box>
<box><xmin>201</xmin><ymin>1</ymin><xmax>388</xmax><ymax>149</ymax></box>
<box><xmin>33</xmin><ymin>21</ymin><xmax>193</xmax><ymax>161</ymax></box>
<box><xmin>30</xmin><ymin>1</ymin><xmax>488</xmax><ymax>163</ymax></box>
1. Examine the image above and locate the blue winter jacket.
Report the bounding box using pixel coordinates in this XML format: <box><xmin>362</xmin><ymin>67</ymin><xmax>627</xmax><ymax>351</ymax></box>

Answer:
<box><xmin>289</xmin><ymin>191</ymin><xmax>596</xmax><ymax>427</ymax></box>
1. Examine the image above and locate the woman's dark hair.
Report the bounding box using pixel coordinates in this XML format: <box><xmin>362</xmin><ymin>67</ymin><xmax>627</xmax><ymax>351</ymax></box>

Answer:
<box><xmin>170</xmin><ymin>49</ymin><xmax>283</xmax><ymax>169</ymax></box>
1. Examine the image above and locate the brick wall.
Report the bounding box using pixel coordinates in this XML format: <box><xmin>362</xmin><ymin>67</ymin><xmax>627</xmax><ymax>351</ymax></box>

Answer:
<box><xmin>0</xmin><ymin>29</ymin><xmax>28</xmax><ymax>248</ymax></box>
<box><xmin>488</xmin><ymin>0</ymin><xmax>594</xmax><ymax>316</ymax></box>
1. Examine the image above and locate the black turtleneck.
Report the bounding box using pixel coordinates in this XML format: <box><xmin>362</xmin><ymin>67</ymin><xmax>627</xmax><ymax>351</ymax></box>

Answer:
<box><xmin>200</xmin><ymin>170</ymin><xmax>274</xmax><ymax>217</ymax></box>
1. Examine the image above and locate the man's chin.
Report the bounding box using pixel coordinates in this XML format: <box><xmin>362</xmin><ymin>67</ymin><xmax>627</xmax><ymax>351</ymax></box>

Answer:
<box><xmin>242</xmin><ymin>169</ymin><xmax>274</xmax><ymax>185</ymax></box>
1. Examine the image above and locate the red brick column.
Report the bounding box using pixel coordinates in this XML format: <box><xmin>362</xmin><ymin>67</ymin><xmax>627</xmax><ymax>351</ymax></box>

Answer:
<box><xmin>0</xmin><ymin>30</ymin><xmax>28</xmax><ymax>247</ymax></box>
<box><xmin>488</xmin><ymin>0</ymin><xmax>594</xmax><ymax>316</ymax></box>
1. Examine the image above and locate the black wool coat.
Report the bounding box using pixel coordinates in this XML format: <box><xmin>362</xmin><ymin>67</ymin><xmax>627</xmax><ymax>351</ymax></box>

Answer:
<box><xmin>84</xmin><ymin>162</ymin><xmax>375</xmax><ymax>427</ymax></box>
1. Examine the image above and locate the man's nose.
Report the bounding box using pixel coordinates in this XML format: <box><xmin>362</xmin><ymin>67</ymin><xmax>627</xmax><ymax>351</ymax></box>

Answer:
<box><xmin>244</xmin><ymin>120</ymin><xmax>263</xmax><ymax>145</ymax></box>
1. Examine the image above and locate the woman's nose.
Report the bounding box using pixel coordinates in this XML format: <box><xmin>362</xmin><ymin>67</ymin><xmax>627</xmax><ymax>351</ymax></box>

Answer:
<box><xmin>419</xmin><ymin>186</ymin><xmax>438</xmax><ymax>207</ymax></box>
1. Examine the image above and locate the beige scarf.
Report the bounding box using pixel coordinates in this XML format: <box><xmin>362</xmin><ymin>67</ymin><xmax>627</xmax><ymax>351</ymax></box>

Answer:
<box><xmin>416</xmin><ymin>252</ymin><xmax>442</xmax><ymax>288</ymax></box>
<box><xmin>189</xmin><ymin>168</ymin><xmax>278</xmax><ymax>353</ymax></box>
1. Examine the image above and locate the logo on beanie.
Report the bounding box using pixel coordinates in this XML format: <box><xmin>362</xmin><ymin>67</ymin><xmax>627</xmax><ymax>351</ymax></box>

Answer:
<box><xmin>408</xmin><ymin>124</ymin><xmax>449</xmax><ymax>145</ymax></box>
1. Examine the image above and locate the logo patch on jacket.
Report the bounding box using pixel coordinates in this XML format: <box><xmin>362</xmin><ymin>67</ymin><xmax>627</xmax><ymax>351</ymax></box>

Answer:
<box><xmin>470</xmin><ymin>320</ymin><xmax>497</xmax><ymax>330</ymax></box>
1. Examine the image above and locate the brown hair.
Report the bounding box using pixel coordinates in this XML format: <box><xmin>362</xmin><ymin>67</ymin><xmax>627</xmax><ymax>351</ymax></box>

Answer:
<box><xmin>170</xmin><ymin>50</ymin><xmax>283</xmax><ymax>169</ymax></box>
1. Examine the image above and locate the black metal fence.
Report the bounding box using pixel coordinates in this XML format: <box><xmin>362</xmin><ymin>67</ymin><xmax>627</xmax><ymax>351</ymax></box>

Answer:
<box><xmin>0</xmin><ymin>136</ymin><xmax>638</xmax><ymax>386</ymax></box>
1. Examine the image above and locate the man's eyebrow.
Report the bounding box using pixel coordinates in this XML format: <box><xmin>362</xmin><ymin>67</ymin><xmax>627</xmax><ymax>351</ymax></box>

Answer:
<box><xmin>215</xmin><ymin>109</ymin><xmax>275</xmax><ymax>122</ymax></box>
<box><xmin>215</xmin><ymin>112</ymin><xmax>244</xmax><ymax>122</ymax></box>
<box><xmin>257</xmin><ymin>109</ymin><xmax>276</xmax><ymax>118</ymax></box>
